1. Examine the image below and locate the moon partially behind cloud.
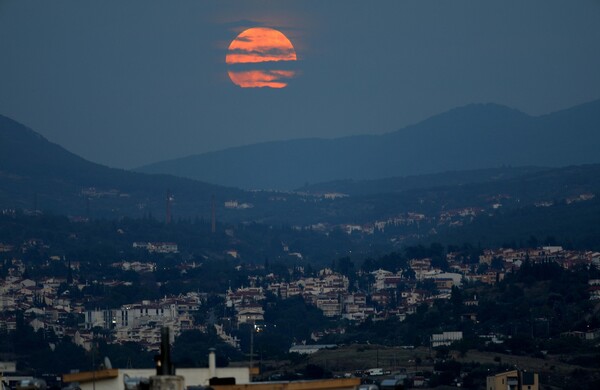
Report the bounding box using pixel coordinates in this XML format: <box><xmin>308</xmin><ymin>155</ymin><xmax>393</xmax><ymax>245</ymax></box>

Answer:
<box><xmin>226</xmin><ymin>27</ymin><xmax>298</xmax><ymax>88</ymax></box>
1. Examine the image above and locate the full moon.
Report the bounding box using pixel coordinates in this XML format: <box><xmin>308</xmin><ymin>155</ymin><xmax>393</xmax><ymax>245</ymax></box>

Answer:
<box><xmin>226</xmin><ymin>27</ymin><xmax>298</xmax><ymax>88</ymax></box>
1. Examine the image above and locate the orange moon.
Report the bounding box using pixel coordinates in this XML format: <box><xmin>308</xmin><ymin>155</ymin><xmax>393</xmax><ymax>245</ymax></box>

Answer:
<box><xmin>226</xmin><ymin>27</ymin><xmax>297</xmax><ymax>88</ymax></box>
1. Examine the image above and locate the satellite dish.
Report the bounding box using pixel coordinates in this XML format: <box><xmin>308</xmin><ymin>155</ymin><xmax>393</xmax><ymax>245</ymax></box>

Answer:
<box><xmin>104</xmin><ymin>357</ymin><xmax>112</xmax><ymax>369</ymax></box>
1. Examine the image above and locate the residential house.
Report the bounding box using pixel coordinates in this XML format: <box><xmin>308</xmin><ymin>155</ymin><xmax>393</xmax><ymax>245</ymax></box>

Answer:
<box><xmin>486</xmin><ymin>370</ymin><xmax>539</xmax><ymax>390</ymax></box>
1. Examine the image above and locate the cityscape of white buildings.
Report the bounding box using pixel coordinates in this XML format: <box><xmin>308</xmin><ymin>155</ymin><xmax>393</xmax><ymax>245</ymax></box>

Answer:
<box><xmin>1</xmin><ymin>237</ymin><xmax>599</xmax><ymax>353</ymax></box>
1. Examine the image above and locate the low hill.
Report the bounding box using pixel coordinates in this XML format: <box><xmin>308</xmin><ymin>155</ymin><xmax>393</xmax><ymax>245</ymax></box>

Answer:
<box><xmin>137</xmin><ymin>99</ymin><xmax>600</xmax><ymax>190</ymax></box>
<box><xmin>282</xmin><ymin>164</ymin><xmax>600</xmax><ymax>225</ymax></box>
<box><xmin>298</xmin><ymin>166</ymin><xmax>548</xmax><ymax>196</ymax></box>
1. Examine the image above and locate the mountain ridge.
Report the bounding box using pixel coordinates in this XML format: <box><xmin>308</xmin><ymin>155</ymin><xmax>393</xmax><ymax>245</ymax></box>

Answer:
<box><xmin>0</xmin><ymin>114</ymin><xmax>244</xmax><ymax>218</ymax></box>
<box><xmin>2</xmin><ymin>112</ymin><xmax>600</xmax><ymax>229</ymax></box>
<box><xmin>137</xmin><ymin>99</ymin><xmax>600</xmax><ymax>190</ymax></box>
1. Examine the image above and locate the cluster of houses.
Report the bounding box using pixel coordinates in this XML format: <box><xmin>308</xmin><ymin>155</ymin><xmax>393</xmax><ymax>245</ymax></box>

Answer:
<box><xmin>226</xmin><ymin>266</ymin><xmax>465</xmax><ymax>328</ymax></box>
<box><xmin>477</xmin><ymin>246</ymin><xmax>600</xmax><ymax>270</ymax></box>
<box><xmin>0</xmin><ymin>254</ymin><xmax>204</xmax><ymax>352</ymax></box>
<box><xmin>0</xmin><ymin>250</ymin><xmax>85</xmax><ymax>337</ymax></box>
<box><xmin>305</xmin><ymin>206</ymin><xmax>483</xmax><ymax>237</ymax></box>
<box><xmin>2</xmin><ymin>234</ymin><xmax>600</xmax><ymax>355</ymax></box>
<box><xmin>221</xmin><ymin>245</ymin><xmax>600</xmax><ymax>334</ymax></box>
<box><xmin>0</xmin><ymin>272</ymin><xmax>76</xmax><ymax>337</ymax></box>
<box><xmin>337</xmin><ymin>212</ymin><xmax>428</xmax><ymax>236</ymax></box>
<box><xmin>299</xmin><ymin>192</ymin><xmax>596</xmax><ymax>239</ymax></box>
<box><xmin>132</xmin><ymin>242</ymin><xmax>179</xmax><ymax>254</ymax></box>
<box><xmin>83</xmin><ymin>294</ymin><xmax>202</xmax><ymax>350</ymax></box>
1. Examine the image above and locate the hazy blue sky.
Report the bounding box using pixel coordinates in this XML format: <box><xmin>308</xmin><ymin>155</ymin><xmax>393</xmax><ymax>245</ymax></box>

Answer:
<box><xmin>1</xmin><ymin>0</ymin><xmax>599</xmax><ymax>168</ymax></box>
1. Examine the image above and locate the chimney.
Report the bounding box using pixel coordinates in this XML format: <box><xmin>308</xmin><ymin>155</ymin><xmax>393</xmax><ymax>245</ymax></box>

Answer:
<box><xmin>150</xmin><ymin>327</ymin><xmax>185</xmax><ymax>390</ymax></box>
<box><xmin>209</xmin><ymin>348</ymin><xmax>216</xmax><ymax>378</ymax></box>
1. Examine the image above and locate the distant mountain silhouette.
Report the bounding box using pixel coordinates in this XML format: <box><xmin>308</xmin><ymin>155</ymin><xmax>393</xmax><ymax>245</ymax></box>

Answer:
<box><xmin>137</xmin><ymin>99</ymin><xmax>600</xmax><ymax>190</ymax></box>
<box><xmin>3</xmin><ymin>113</ymin><xmax>600</xmax><ymax>229</ymax></box>
<box><xmin>0</xmin><ymin>115</ymin><xmax>242</xmax><ymax>218</ymax></box>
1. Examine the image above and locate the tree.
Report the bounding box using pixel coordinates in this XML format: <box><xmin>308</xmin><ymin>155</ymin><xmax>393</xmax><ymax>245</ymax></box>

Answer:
<box><xmin>490</xmin><ymin>257</ymin><xmax>504</xmax><ymax>270</ymax></box>
<box><xmin>172</xmin><ymin>329</ymin><xmax>241</xmax><ymax>368</ymax></box>
<box><xmin>335</xmin><ymin>257</ymin><xmax>354</xmax><ymax>278</ymax></box>
<box><xmin>435</xmin><ymin>346</ymin><xmax>450</xmax><ymax>359</ymax></box>
<box><xmin>450</xmin><ymin>286</ymin><xmax>463</xmax><ymax>315</ymax></box>
<box><xmin>403</xmin><ymin>268</ymin><xmax>416</xmax><ymax>280</ymax></box>
<box><xmin>414</xmin><ymin>356</ymin><xmax>422</xmax><ymax>372</ymax></box>
<box><xmin>262</xmin><ymin>296</ymin><xmax>330</xmax><ymax>351</ymax></box>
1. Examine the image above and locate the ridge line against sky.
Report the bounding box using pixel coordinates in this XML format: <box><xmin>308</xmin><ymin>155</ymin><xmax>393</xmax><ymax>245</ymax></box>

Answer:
<box><xmin>0</xmin><ymin>0</ymin><xmax>599</xmax><ymax>169</ymax></box>
<box><xmin>135</xmin><ymin>98</ymin><xmax>599</xmax><ymax>169</ymax></box>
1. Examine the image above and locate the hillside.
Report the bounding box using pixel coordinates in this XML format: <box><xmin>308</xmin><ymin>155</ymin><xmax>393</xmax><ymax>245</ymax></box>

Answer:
<box><xmin>280</xmin><ymin>164</ymin><xmax>600</xmax><ymax>225</ymax></box>
<box><xmin>2</xmin><ymin>112</ymin><xmax>600</xmax><ymax>241</ymax></box>
<box><xmin>0</xmin><ymin>114</ymin><xmax>244</xmax><ymax>219</ymax></box>
<box><xmin>137</xmin><ymin>99</ymin><xmax>600</xmax><ymax>190</ymax></box>
<box><xmin>298</xmin><ymin>166</ymin><xmax>548</xmax><ymax>196</ymax></box>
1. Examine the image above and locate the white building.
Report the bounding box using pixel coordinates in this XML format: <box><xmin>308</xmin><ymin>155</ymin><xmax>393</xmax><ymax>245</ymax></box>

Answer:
<box><xmin>63</xmin><ymin>351</ymin><xmax>250</xmax><ymax>390</ymax></box>
<box><xmin>431</xmin><ymin>331</ymin><xmax>463</xmax><ymax>347</ymax></box>
<box><xmin>289</xmin><ymin>344</ymin><xmax>337</xmax><ymax>355</ymax></box>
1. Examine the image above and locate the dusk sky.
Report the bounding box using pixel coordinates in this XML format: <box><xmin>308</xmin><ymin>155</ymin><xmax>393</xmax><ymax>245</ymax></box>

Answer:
<box><xmin>1</xmin><ymin>0</ymin><xmax>599</xmax><ymax>169</ymax></box>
